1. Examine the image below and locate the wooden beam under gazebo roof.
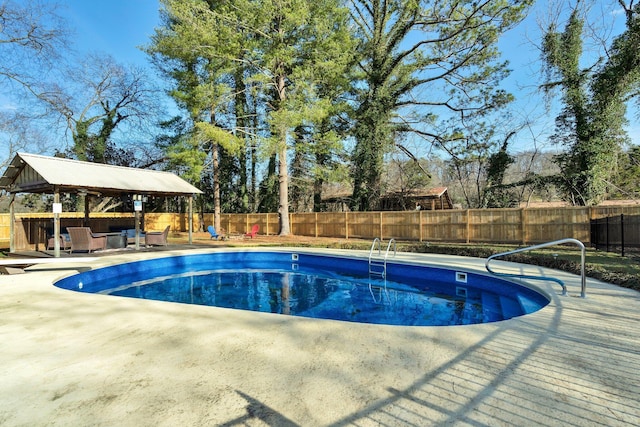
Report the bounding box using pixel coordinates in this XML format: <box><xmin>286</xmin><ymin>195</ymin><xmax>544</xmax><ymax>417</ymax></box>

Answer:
<box><xmin>0</xmin><ymin>153</ymin><xmax>202</xmax><ymax>256</ymax></box>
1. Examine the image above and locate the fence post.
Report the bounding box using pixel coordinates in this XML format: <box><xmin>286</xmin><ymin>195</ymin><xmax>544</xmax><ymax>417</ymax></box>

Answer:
<box><xmin>289</xmin><ymin>213</ymin><xmax>292</xmax><ymax>237</ymax></box>
<box><xmin>521</xmin><ymin>208</ymin><xmax>527</xmax><ymax>245</ymax></box>
<box><xmin>419</xmin><ymin>210</ymin><xmax>423</xmax><ymax>242</ymax></box>
<box><xmin>264</xmin><ymin>213</ymin><xmax>267</xmax><ymax>235</ymax></box>
<box><xmin>466</xmin><ymin>209</ymin><xmax>470</xmax><ymax>244</ymax></box>
<box><xmin>606</xmin><ymin>216</ymin><xmax>610</xmax><ymax>252</ymax></box>
<box><xmin>315</xmin><ymin>213</ymin><xmax>318</xmax><ymax>238</ymax></box>
<box><xmin>621</xmin><ymin>214</ymin><xmax>625</xmax><ymax>257</ymax></box>
<box><xmin>345</xmin><ymin>211</ymin><xmax>349</xmax><ymax>239</ymax></box>
<box><xmin>379</xmin><ymin>211</ymin><xmax>383</xmax><ymax>240</ymax></box>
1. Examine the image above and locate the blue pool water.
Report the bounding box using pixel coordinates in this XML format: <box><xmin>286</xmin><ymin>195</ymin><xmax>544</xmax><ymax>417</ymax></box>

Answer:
<box><xmin>54</xmin><ymin>251</ymin><xmax>549</xmax><ymax>326</ymax></box>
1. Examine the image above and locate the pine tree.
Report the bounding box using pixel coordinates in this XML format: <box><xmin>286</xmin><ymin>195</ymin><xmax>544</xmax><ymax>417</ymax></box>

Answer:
<box><xmin>147</xmin><ymin>0</ymin><xmax>354</xmax><ymax>234</ymax></box>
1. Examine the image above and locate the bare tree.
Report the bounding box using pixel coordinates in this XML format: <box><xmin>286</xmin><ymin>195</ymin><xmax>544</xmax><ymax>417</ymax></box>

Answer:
<box><xmin>0</xmin><ymin>0</ymin><xmax>69</xmax><ymax>92</ymax></box>
<box><xmin>0</xmin><ymin>0</ymin><xmax>70</xmax><ymax>164</ymax></box>
<box><xmin>40</xmin><ymin>54</ymin><xmax>163</xmax><ymax>165</ymax></box>
<box><xmin>0</xmin><ymin>112</ymin><xmax>48</xmax><ymax>170</ymax></box>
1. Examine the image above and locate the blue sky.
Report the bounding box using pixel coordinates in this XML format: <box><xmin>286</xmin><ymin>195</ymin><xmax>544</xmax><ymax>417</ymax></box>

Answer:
<box><xmin>496</xmin><ymin>1</ymin><xmax>638</xmax><ymax>152</ymax></box>
<box><xmin>51</xmin><ymin>0</ymin><xmax>637</xmax><ymax>154</ymax></box>
<box><xmin>60</xmin><ymin>0</ymin><xmax>160</xmax><ymax>67</ymax></box>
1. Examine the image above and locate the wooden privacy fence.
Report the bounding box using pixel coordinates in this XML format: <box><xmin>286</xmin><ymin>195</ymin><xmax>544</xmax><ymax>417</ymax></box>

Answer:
<box><xmin>217</xmin><ymin>206</ymin><xmax>640</xmax><ymax>244</ymax></box>
<box><xmin>3</xmin><ymin>205</ymin><xmax>640</xmax><ymax>251</ymax></box>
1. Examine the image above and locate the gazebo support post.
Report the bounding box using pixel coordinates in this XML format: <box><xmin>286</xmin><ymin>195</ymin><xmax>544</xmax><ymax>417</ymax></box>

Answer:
<box><xmin>188</xmin><ymin>196</ymin><xmax>193</xmax><ymax>244</ymax></box>
<box><xmin>134</xmin><ymin>202</ymin><xmax>141</xmax><ymax>250</ymax></box>
<box><xmin>9</xmin><ymin>193</ymin><xmax>15</xmax><ymax>253</ymax></box>
<box><xmin>53</xmin><ymin>189</ymin><xmax>61</xmax><ymax>258</ymax></box>
<box><xmin>83</xmin><ymin>195</ymin><xmax>90</xmax><ymax>227</ymax></box>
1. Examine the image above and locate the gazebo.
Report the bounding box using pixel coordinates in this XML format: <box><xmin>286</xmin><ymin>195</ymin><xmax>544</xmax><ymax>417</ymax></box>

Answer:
<box><xmin>0</xmin><ymin>153</ymin><xmax>202</xmax><ymax>256</ymax></box>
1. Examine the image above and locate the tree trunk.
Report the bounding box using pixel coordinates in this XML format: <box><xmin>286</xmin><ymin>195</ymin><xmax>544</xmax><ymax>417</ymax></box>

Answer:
<box><xmin>211</xmin><ymin>110</ymin><xmax>221</xmax><ymax>232</ymax></box>
<box><xmin>213</xmin><ymin>140</ymin><xmax>221</xmax><ymax>232</ymax></box>
<box><xmin>276</xmin><ymin>73</ymin><xmax>290</xmax><ymax>235</ymax></box>
<box><xmin>235</xmin><ymin>67</ymin><xmax>249</xmax><ymax>212</ymax></box>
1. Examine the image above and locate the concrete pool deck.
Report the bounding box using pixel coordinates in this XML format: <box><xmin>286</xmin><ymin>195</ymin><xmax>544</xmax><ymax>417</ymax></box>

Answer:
<box><xmin>1</xmin><ymin>248</ymin><xmax>639</xmax><ymax>426</ymax></box>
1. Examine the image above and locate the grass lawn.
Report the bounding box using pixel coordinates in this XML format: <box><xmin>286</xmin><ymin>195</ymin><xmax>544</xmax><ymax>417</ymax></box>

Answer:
<box><xmin>396</xmin><ymin>242</ymin><xmax>640</xmax><ymax>292</ymax></box>
<box><xmin>276</xmin><ymin>238</ymin><xmax>639</xmax><ymax>292</ymax></box>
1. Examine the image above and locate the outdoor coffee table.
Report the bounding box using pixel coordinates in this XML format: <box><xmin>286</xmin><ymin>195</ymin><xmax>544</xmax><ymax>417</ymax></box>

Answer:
<box><xmin>96</xmin><ymin>233</ymin><xmax>128</xmax><ymax>249</ymax></box>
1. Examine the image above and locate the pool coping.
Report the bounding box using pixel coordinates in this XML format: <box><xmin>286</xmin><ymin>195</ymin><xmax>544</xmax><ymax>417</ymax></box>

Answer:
<box><xmin>1</xmin><ymin>247</ymin><xmax>639</xmax><ymax>426</ymax></box>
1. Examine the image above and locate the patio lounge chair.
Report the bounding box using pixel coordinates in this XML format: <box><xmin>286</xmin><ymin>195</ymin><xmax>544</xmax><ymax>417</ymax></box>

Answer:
<box><xmin>207</xmin><ymin>225</ymin><xmax>221</xmax><ymax>240</ymax></box>
<box><xmin>244</xmin><ymin>224</ymin><xmax>259</xmax><ymax>239</ymax></box>
<box><xmin>67</xmin><ymin>227</ymin><xmax>107</xmax><ymax>253</ymax></box>
<box><xmin>145</xmin><ymin>225</ymin><xmax>170</xmax><ymax>246</ymax></box>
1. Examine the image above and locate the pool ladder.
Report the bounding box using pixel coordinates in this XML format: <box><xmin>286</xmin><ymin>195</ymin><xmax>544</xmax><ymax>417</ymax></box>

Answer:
<box><xmin>485</xmin><ymin>238</ymin><xmax>587</xmax><ymax>298</ymax></box>
<box><xmin>369</xmin><ymin>238</ymin><xmax>396</xmax><ymax>278</ymax></box>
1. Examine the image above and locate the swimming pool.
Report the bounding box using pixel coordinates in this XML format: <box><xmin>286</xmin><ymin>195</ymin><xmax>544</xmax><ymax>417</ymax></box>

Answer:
<box><xmin>54</xmin><ymin>251</ymin><xmax>550</xmax><ymax>326</ymax></box>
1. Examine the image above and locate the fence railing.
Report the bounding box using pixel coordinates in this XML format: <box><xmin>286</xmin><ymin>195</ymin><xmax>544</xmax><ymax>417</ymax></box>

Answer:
<box><xmin>2</xmin><ymin>205</ymin><xmax>640</xmax><ymax>251</ymax></box>
<box><xmin>591</xmin><ymin>214</ymin><xmax>640</xmax><ymax>257</ymax></box>
<box><xmin>218</xmin><ymin>208</ymin><xmax>592</xmax><ymax>244</ymax></box>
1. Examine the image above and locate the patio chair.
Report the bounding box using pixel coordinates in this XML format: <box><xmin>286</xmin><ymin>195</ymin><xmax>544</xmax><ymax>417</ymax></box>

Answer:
<box><xmin>244</xmin><ymin>224</ymin><xmax>259</xmax><ymax>239</ymax></box>
<box><xmin>67</xmin><ymin>227</ymin><xmax>107</xmax><ymax>253</ymax></box>
<box><xmin>207</xmin><ymin>225</ymin><xmax>221</xmax><ymax>240</ymax></box>
<box><xmin>47</xmin><ymin>232</ymin><xmax>71</xmax><ymax>251</ymax></box>
<box><xmin>145</xmin><ymin>225</ymin><xmax>170</xmax><ymax>246</ymax></box>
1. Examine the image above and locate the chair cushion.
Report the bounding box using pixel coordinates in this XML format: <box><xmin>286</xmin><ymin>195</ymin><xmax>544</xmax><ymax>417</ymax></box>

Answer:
<box><xmin>122</xmin><ymin>229</ymin><xmax>145</xmax><ymax>238</ymax></box>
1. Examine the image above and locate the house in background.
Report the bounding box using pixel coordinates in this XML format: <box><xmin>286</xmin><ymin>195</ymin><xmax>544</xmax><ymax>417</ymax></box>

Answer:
<box><xmin>380</xmin><ymin>187</ymin><xmax>453</xmax><ymax>211</ymax></box>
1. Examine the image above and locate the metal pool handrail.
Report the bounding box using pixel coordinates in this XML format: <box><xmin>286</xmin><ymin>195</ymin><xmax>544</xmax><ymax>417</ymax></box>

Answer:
<box><xmin>485</xmin><ymin>238</ymin><xmax>587</xmax><ymax>298</ymax></box>
<box><xmin>369</xmin><ymin>238</ymin><xmax>396</xmax><ymax>278</ymax></box>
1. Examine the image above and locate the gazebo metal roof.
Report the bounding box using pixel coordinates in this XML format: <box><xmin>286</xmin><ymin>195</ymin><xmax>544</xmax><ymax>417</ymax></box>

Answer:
<box><xmin>0</xmin><ymin>153</ymin><xmax>202</xmax><ymax>196</ymax></box>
